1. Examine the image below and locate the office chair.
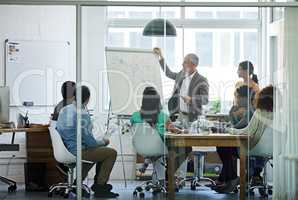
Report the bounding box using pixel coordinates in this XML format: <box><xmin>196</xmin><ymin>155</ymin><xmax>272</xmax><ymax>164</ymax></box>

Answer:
<box><xmin>131</xmin><ymin>123</ymin><xmax>168</xmax><ymax>198</ymax></box>
<box><xmin>0</xmin><ymin>141</ymin><xmax>19</xmax><ymax>192</ymax></box>
<box><xmin>248</xmin><ymin>127</ymin><xmax>273</xmax><ymax>198</ymax></box>
<box><xmin>249</xmin><ymin>156</ymin><xmax>273</xmax><ymax>198</ymax></box>
<box><xmin>180</xmin><ymin>149</ymin><xmax>215</xmax><ymax>191</ymax></box>
<box><xmin>0</xmin><ymin>122</ymin><xmax>19</xmax><ymax>193</ymax></box>
<box><xmin>48</xmin><ymin>122</ymin><xmax>91</xmax><ymax>198</ymax></box>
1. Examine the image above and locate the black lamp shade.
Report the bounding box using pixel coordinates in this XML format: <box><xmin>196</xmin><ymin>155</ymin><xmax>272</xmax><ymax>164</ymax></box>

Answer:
<box><xmin>143</xmin><ymin>18</ymin><xmax>177</xmax><ymax>37</ymax></box>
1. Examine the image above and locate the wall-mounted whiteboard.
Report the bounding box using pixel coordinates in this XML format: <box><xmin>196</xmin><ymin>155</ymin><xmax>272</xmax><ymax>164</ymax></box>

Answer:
<box><xmin>5</xmin><ymin>39</ymin><xmax>75</xmax><ymax>106</ymax></box>
<box><xmin>106</xmin><ymin>47</ymin><xmax>163</xmax><ymax>115</ymax></box>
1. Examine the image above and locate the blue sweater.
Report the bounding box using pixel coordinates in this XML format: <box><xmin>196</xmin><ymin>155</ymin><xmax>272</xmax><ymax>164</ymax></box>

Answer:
<box><xmin>56</xmin><ymin>103</ymin><xmax>105</xmax><ymax>155</ymax></box>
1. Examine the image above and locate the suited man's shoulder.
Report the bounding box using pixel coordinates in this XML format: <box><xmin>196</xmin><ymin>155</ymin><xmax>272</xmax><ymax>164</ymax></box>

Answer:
<box><xmin>194</xmin><ymin>72</ymin><xmax>208</xmax><ymax>83</ymax></box>
<box><xmin>175</xmin><ymin>70</ymin><xmax>185</xmax><ymax>80</ymax></box>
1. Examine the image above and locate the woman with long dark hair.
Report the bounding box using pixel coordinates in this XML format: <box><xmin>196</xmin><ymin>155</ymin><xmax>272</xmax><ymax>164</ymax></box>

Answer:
<box><xmin>131</xmin><ymin>86</ymin><xmax>181</xmax><ymax>175</ymax></box>
<box><xmin>236</xmin><ymin>60</ymin><xmax>259</xmax><ymax>94</ymax></box>
<box><xmin>213</xmin><ymin>61</ymin><xmax>260</xmax><ymax>193</ymax></box>
<box><xmin>131</xmin><ymin>87</ymin><xmax>174</xmax><ymax>139</ymax></box>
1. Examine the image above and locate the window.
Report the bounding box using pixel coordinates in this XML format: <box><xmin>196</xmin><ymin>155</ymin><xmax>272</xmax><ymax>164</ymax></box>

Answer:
<box><xmin>107</xmin><ymin>7</ymin><xmax>180</xmax><ymax>19</ymax></box>
<box><xmin>129</xmin><ymin>32</ymin><xmax>152</xmax><ymax>48</ymax></box>
<box><xmin>108</xmin><ymin>32</ymin><xmax>124</xmax><ymax>47</ymax></box>
<box><xmin>219</xmin><ymin>32</ymin><xmax>233</xmax><ymax>66</ymax></box>
<box><xmin>234</xmin><ymin>32</ymin><xmax>240</xmax><ymax>65</ymax></box>
<box><xmin>195</xmin><ymin>32</ymin><xmax>213</xmax><ymax>67</ymax></box>
<box><xmin>107</xmin><ymin>7</ymin><xmax>158</xmax><ymax>19</ymax></box>
<box><xmin>243</xmin><ymin>32</ymin><xmax>258</xmax><ymax>64</ymax></box>
<box><xmin>184</xmin><ymin>29</ymin><xmax>257</xmax><ymax>67</ymax></box>
<box><xmin>185</xmin><ymin>7</ymin><xmax>258</xmax><ymax>19</ymax></box>
<box><xmin>107</xmin><ymin>6</ymin><xmax>260</xmax><ymax>112</ymax></box>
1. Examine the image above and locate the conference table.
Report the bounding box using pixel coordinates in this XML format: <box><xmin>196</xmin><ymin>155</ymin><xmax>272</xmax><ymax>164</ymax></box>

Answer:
<box><xmin>166</xmin><ymin>133</ymin><xmax>248</xmax><ymax>200</ymax></box>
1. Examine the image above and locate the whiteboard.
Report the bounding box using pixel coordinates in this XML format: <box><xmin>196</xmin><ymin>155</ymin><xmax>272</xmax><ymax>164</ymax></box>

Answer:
<box><xmin>106</xmin><ymin>47</ymin><xmax>163</xmax><ymax>115</ymax></box>
<box><xmin>5</xmin><ymin>39</ymin><xmax>75</xmax><ymax>106</ymax></box>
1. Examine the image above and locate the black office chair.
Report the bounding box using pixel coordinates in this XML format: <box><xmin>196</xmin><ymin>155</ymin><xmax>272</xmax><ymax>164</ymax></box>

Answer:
<box><xmin>248</xmin><ymin>156</ymin><xmax>273</xmax><ymax>198</ymax></box>
<box><xmin>0</xmin><ymin>131</ymin><xmax>19</xmax><ymax>192</ymax></box>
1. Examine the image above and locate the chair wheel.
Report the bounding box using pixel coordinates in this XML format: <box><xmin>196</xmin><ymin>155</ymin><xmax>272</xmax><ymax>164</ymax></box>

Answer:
<box><xmin>145</xmin><ymin>185</ymin><xmax>151</xmax><ymax>191</ymax></box>
<box><xmin>152</xmin><ymin>190</ymin><xmax>158</xmax><ymax>196</ymax></box>
<box><xmin>249</xmin><ymin>189</ymin><xmax>254</xmax><ymax>195</ymax></box>
<box><xmin>54</xmin><ymin>189</ymin><xmax>60</xmax><ymax>195</ymax></box>
<box><xmin>268</xmin><ymin>189</ymin><xmax>273</xmax><ymax>195</ymax></box>
<box><xmin>191</xmin><ymin>184</ymin><xmax>196</xmax><ymax>191</ymax></box>
<box><xmin>136</xmin><ymin>186</ymin><xmax>143</xmax><ymax>192</ymax></box>
<box><xmin>233</xmin><ymin>187</ymin><xmax>239</xmax><ymax>193</ymax></box>
<box><xmin>259</xmin><ymin>188</ymin><xmax>267</xmax><ymax>197</ymax></box>
<box><xmin>48</xmin><ymin>192</ymin><xmax>53</xmax><ymax>197</ymax></box>
<box><xmin>139</xmin><ymin>192</ymin><xmax>145</xmax><ymax>198</ymax></box>
<box><xmin>63</xmin><ymin>193</ymin><xmax>69</xmax><ymax>198</ymax></box>
<box><xmin>59</xmin><ymin>189</ymin><xmax>65</xmax><ymax>196</ymax></box>
<box><xmin>153</xmin><ymin>188</ymin><xmax>161</xmax><ymax>195</ymax></box>
<box><xmin>8</xmin><ymin>185</ymin><xmax>17</xmax><ymax>193</ymax></box>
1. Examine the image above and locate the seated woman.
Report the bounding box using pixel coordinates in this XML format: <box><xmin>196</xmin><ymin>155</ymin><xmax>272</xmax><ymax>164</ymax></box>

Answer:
<box><xmin>229</xmin><ymin>85</ymin><xmax>274</xmax><ymax>184</ymax></box>
<box><xmin>230</xmin><ymin>85</ymin><xmax>256</xmax><ymax>129</ymax></box>
<box><xmin>131</xmin><ymin>87</ymin><xmax>181</xmax><ymax>175</ymax></box>
<box><xmin>215</xmin><ymin>85</ymin><xmax>274</xmax><ymax>193</ymax></box>
<box><xmin>215</xmin><ymin>85</ymin><xmax>255</xmax><ymax>192</ymax></box>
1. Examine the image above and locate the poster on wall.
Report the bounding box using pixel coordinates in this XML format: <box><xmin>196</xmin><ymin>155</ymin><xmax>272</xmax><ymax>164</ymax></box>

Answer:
<box><xmin>7</xmin><ymin>42</ymin><xmax>21</xmax><ymax>63</ymax></box>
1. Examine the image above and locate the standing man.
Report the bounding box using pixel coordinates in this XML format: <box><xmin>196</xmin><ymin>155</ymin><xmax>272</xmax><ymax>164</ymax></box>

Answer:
<box><xmin>153</xmin><ymin>47</ymin><xmax>209</xmax><ymax>124</ymax></box>
<box><xmin>153</xmin><ymin>48</ymin><xmax>209</xmax><ymax>188</ymax></box>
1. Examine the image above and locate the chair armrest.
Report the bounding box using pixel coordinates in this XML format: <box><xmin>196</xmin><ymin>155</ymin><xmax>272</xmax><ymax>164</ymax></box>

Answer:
<box><xmin>82</xmin><ymin>160</ymin><xmax>93</xmax><ymax>164</ymax></box>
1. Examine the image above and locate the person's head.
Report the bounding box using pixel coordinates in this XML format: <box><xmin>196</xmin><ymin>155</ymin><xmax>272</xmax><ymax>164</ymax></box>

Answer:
<box><xmin>255</xmin><ymin>85</ymin><xmax>274</xmax><ymax>112</ymax></box>
<box><xmin>183</xmin><ymin>53</ymin><xmax>199</xmax><ymax>74</ymax></box>
<box><xmin>140</xmin><ymin>86</ymin><xmax>162</xmax><ymax>126</ymax></box>
<box><xmin>235</xmin><ymin>85</ymin><xmax>255</xmax><ymax>107</ymax></box>
<box><xmin>61</xmin><ymin>81</ymin><xmax>76</xmax><ymax>100</ymax></box>
<box><xmin>74</xmin><ymin>85</ymin><xmax>90</xmax><ymax>106</ymax></box>
<box><xmin>237</xmin><ymin>61</ymin><xmax>258</xmax><ymax>84</ymax></box>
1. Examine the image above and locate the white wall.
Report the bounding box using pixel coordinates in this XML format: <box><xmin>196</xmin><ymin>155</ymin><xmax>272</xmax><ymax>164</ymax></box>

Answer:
<box><xmin>0</xmin><ymin>5</ymin><xmax>76</xmax><ymax>86</ymax></box>
<box><xmin>0</xmin><ymin>5</ymin><xmax>77</xmax><ymax>182</ymax></box>
<box><xmin>0</xmin><ymin>5</ymin><xmax>77</xmax><ymax>123</ymax></box>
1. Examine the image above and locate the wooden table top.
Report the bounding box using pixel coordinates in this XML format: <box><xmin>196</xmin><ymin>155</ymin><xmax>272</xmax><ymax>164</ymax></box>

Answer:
<box><xmin>0</xmin><ymin>126</ymin><xmax>49</xmax><ymax>133</ymax></box>
<box><xmin>166</xmin><ymin>133</ymin><xmax>248</xmax><ymax>140</ymax></box>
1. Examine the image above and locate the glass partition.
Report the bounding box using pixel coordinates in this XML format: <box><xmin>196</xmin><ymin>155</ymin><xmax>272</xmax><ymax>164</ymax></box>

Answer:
<box><xmin>2</xmin><ymin>3</ymin><xmax>297</xmax><ymax>200</ymax></box>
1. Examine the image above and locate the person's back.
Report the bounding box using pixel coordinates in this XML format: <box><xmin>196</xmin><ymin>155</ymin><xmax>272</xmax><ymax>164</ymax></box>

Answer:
<box><xmin>56</xmin><ymin>102</ymin><xmax>105</xmax><ymax>155</ymax></box>
<box><xmin>56</xmin><ymin>103</ymin><xmax>79</xmax><ymax>155</ymax></box>
<box><xmin>131</xmin><ymin>111</ymin><xmax>168</xmax><ymax>140</ymax></box>
<box><xmin>56</xmin><ymin>85</ymin><xmax>119</xmax><ymax>198</ymax></box>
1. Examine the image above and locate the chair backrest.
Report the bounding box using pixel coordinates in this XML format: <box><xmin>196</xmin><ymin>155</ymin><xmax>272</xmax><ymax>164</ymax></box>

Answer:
<box><xmin>49</xmin><ymin>120</ymin><xmax>57</xmax><ymax>128</ymax></box>
<box><xmin>250</xmin><ymin>127</ymin><xmax>273</xmax><ymax>157</ymax></box>
<box><xmin>132</xmin><ymin>123</ymin><xmax>168</xmax><ymax>157</ymax></box>
<box><xmin>48</xmin><ymin>122</ymin><xmax>76</xmax><ymax>164</ymax></box>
